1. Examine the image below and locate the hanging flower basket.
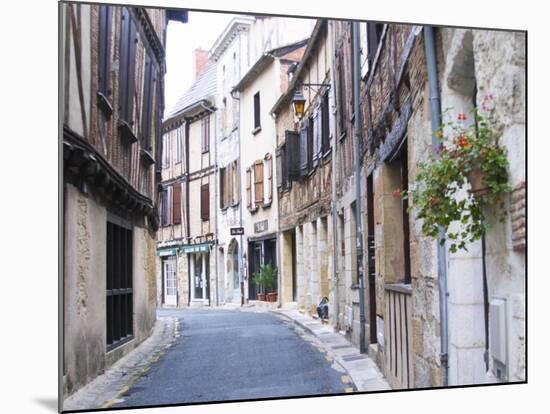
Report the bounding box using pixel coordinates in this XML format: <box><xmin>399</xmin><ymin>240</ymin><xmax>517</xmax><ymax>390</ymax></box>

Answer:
<box><xmin>404</xmin><ymin>95</ymin><xmax>512</xmax><ymax>253</ymax></box>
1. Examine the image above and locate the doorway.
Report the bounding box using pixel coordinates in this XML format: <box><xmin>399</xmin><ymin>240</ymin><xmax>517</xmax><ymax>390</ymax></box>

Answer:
<box><xmin>163</xmin><ymin>258</ymin><xmax>177</xmax><ymax>306</ymax></box>
<box><xmin>367</xmin><ymin>174</ymin><xmax>377</xmax><ymax>343</ymax></box>
<box><xmin>191</xmin><ymin>253</ymin><xmax>208</xmax><ymax>301</ymax></box>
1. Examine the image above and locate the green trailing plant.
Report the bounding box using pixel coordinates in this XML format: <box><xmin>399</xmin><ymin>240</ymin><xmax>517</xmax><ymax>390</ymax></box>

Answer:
<box><xmin>404</xmin><ymin>95</ymin><xmax>512</xmax><ymax>253</ymax></box>
<box><xmin>252</xmin><ymin>263</ymin><xmax>277</xmax><ymax>294</ymax></box>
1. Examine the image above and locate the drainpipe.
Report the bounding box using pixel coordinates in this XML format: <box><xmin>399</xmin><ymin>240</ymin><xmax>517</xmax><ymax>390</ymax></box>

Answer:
<box><xmin>233</xmin><ymin>31</ymin><xmax>245</xmax><ymax>307</ymax></box>
<box><xmin>424</xmin><ymin>26</ymin><xmax>449</xmax><ymax>386</ymax></box>
<box><xmin>199</xmin><ymin>102</ymin><xmax>219</xmax><ymax>306</ymax></box>
<box><xmin>352</xmin><ymin>22</ymin><xmax>366</xmax><ymax>354</ymax></box>
<box><xmin>330</xmin><ymin>21</ymin><xmax>340</xmax><ymax>331</ymax></box>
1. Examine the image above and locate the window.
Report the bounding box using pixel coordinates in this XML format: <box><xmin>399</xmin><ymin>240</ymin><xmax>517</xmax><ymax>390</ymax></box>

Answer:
<box><xmin>222</xmin><ymin>98</ymin><xmax>227</xmax><ymax>138</ymax></box>
<box><xmin>312</xmin><ymin>108</ymin><xmax>321</xmax><ymax>168</ymax></box>
<box><xmin>336</xmin><ymin>51</ymin><xmax>346</xmax><ymax>135</ymax></box>
<box><xmin>220</xmin><ymin>166</ymin><xmax>227</xmax><ymax>209</ymax></box>
<box><xmin>307</xmin><ymin>116</ymin><xmax>314</xmax><ymax>171</ymax></box>
<box><xmin>201</xmin><ymin>116</ymin><xmax>210</xmax><ymax>153</ymax></box>
<box><xmin>276</xmin><ymin>145</ymin><xmax>286</xmax><ymax>191</ymax></box>
<box><xmin>175</xmin><ymin>128</ymin><xmax>183</xmax><ymax>164</ymax></box>
<box><xmin>98</xmin><ymin>5</ymin><xmax>112</xmax><ymax>114</ymax></box>
<box><xmin>399</xmin><ymin>142</ymin><xmax>411</xmax><ymax>284</ymax></box>
<box><xmin>366</xmin><ymin>22</ymin><xmax>384</xmax><ymax>73</ymax></box>
<box><xmin>246</xmin><ymin>167</ymin><xmax>252</xmax><ymax>210</ymax></box>
<box><xmin>285</xmin><ymin>130</ymin><xmax>300</xmax><ymax>181</ymax></box>
<box><xmin>264</xmin><ymin>154</ymin><xmax>273</xmax><ymax>206</ymax></box>
<box><xmin>253</xmin><ymin>91</ymin><xmax>261</xmax><ymax>130</ymax></box>
<box><xmin>232</xmin><ymin>160</ymin><xmax>239</xmax><ymax>206</ymax></box>
<box><xmin>160</xmin><ymin>187</ymin><xmax>171</xmax><ymax>226</ymax></box>
<box><xmin>119</xmin><ymin>8</ymin><xmax>138</xmax><ymax>126</ymax></box>
<box><xmin>162</xmin><ymin>134</ymin><xmax>170</xmax><ymax>168</ymax></box>
<box><xmin>106</xmin><ymin>219</ymin><xmax>133</xmax><ymax>350</ymax></box>
<box><xmin>141</xmin><ymin>52</ymin><xmax>156</xmax><ymax>150</ymax></box>
<box><xmin>201</xmin><ymin>183</ymin><xmax>209</xmax><ymax>221</ymax></box>
<box><xmin>173</xmin><ymin>184</ymin><xmax>181</xmax><ymax>225</ymax></box>
<box><xmin>254</xmin><ymin>161</ymin><xmax>263</xmax><ymax>207</ymax></box>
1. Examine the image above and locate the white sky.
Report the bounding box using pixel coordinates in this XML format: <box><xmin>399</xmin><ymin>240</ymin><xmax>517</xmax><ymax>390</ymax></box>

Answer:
<box><xmin>164</xmin><ymin>11</ymin><xmax>236</xmax><ymax>115</ymax></box>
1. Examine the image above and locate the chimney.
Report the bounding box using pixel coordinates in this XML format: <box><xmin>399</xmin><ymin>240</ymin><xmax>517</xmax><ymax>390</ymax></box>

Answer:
<box><xmin>193</xmin><ymin>48</ymin><xmax>209</xmax><ymax>80</ymax></box>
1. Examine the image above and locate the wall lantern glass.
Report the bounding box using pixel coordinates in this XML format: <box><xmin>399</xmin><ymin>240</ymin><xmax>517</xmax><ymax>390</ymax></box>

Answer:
<box><xmin>292</xmin><ymin>89</ymin><xmax>306</xmax><ymax>119</ymax></box>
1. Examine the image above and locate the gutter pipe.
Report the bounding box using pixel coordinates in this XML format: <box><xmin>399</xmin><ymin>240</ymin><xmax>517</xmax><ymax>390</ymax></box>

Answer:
<box><xmin>352</xmin><ymin>22</ymin><xmax>366</xmax><ymax>354</ymax></box>
<box><xmin>424</xmin><ymin>26</ymin><xmax>449</xmax><ymax>386</ymax></box>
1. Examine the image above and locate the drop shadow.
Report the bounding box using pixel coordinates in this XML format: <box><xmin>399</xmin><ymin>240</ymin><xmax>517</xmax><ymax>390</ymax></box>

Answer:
<box><xmin>34</xmin><ymin>397</ymin><xmax>59</xmax><ymax>412</ymax></box>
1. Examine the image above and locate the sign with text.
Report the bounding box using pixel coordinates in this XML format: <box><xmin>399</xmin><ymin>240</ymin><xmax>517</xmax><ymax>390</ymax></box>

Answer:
<box><xmin>254</xmin><ymin>220</ymin><xmax>268</xmax><ymax>234</ymax></box>
<box><xmin>230</xmin><ymin>227</ymin><xmax>244</xmax><ymax>236</ymax></box>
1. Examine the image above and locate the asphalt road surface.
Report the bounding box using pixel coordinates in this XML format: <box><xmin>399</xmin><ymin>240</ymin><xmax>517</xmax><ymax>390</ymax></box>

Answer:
<box><xmin>113</xmin><ymin>308</ymin><xmax>351</xmax><ymax>408</ymax></box>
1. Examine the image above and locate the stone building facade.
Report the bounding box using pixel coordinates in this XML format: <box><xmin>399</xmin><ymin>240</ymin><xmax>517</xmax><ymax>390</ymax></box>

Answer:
<box><xmin>157</xmin><ymin>62</ymin><xmax>217</xmax><ymax>307</ymax></box>
<box><xmin>271</xmin><ymin>20</ymin><xmax>335</xmax><ymax>316</ymax></box>
<box><xmin>62</xmin><ymin>3</ymin><xmax>185</xmax><ymax>399</ymax></box>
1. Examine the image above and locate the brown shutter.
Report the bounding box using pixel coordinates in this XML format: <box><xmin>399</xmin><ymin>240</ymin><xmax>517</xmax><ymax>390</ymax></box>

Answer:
<box><xmin>173</xmin><ymin>184</ymin><xmax>181</xmax><ymax>225</ymax></box>
<box><xmin>201</xmin><ymin>184</ymin><xmax>209</xmax><ymax>221</ymax></box>
<box><xmin>246</xmin><ymin>167</ymin><xmax>252</xmax><ymax>209</ymax></box>
<box><xmin>254</xmin><ymin>161</ymin><xmax>264</xmax><ymax>205</ymax></box>
<box><xmin>119</xmin><ymin>8</ymin><xmax>137</xmax><ymax>124</ymax></box>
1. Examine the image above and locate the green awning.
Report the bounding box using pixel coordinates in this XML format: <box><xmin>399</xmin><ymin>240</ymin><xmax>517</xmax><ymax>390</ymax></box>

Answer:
<box><xmin>156</xmin><ymin>248</ymin><xmax>178</xmax><ymax>257</ymax></box>
<box><xmin>181</xmin><ymin>243</ymin><xmax>210</xmax><ymax>254</ymax></box>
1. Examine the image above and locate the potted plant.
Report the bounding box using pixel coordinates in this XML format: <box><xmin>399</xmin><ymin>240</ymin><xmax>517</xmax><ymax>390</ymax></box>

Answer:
<box><xmin>404</xmin><ymin>95</ymin><xmax>512</xmax><ymax>253</ymax></box>
<box><xmin>252</xmin><ymin>263</ymin><xmax>277</xmax><ymax>301</ymax></box>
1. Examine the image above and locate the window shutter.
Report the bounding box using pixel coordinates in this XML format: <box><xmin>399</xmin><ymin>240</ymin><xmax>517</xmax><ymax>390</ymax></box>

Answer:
<box><xmin>312</xmin><ymin>108</ymin><xmax>321</xmax><ymax>167</ymax></box>
<box><xmin>276</xmin><ymin>146</ymin><xmax>284</xmax><ymax>190</ymax></box>
<box><xmin>173</xmin><ymin>184</ymin><xmax>181</xmax><ymax>225</ymax></box>
<box><xmin>299</xmin><ymin>127</ymin><xmax>308</xmax><ymax>178</ymax></box>
<box><xmin>321</xmin><ymin>92</ymin><xmax>330</xmax><ymax>154</ymax></box>
<box><xmin>98</xmin><ymin>5</ymin><xmax>112</xmax><ymax>96</ymax></box>
<box><xmin>119</xmin><ymin>8</ymin><xmax>137</xmax><ymax>124</ymax></box>
<box><xmin>307</xmin><ymin>118</ymin><xmax>314</xmax><ymax>171</ymax></box>
<box><xmin>254</xmin><ymin>161</ymin><xmax>263</xmax><ymax>206</ymax></box>
<box><xmin>367</xmin><ymin>23</ymin><xmax>379</xmax><ymax>70</ymax></box>
<box><xmin>266</xmin><ymin>154</ymin><xmax>273</xmax><ymax>205</ymax></box>
<box><xmin>336</xmin><ymin>51</ymin><xmax>346</xmax><ymax>134</ymax></box>
<box><xmin>220</xmin><ymin>167</ymin><xmax>226</xmax><ymax>209</ymax></box>
<box><xmin>141</xmin><ymin>52</ymin><xmax>153</xmax><ymax>149</ymax></box>
<box><xmin>285</xmin><ymin>130</ymin><xmax>300</xmax><ymax>180</ymax></box>
<box><xmin>246</xmin><ymin>167</ymin><xmax>252</xmax><ymax>209</ymax></box>
<box><xmin>201</xmin><ymin>184</ymin><xmax>209</xmax><ymax>221</ymax></box>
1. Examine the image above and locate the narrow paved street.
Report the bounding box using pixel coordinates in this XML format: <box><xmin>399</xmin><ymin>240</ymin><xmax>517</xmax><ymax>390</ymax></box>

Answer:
<box><xmin>113</xmin><ymin>309</ymin><xmax>352</xmax><ymax>407</ymax></box>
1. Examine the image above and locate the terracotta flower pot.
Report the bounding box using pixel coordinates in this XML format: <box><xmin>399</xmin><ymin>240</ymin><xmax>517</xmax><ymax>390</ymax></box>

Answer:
<box><xmin>467</xmin><ymin>166</ymin><xmax>490</xmax><ymax>196</ymax></box>
<box><xmin>267</xmin><ymin>292</ymin><xmax>278</xmax><ymax>302</ymax></box>
<box><xmin>257</xmin><ymin>293</ymin><xmax>266</xmax><ymax>301</ymax></box>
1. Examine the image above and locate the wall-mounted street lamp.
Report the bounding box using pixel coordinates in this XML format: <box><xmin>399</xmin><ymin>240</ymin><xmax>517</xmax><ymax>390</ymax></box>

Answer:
<box><xmin>291</xmin><ymin>83</ymin><xmax>331</xmax><ymax>120</ymax></box>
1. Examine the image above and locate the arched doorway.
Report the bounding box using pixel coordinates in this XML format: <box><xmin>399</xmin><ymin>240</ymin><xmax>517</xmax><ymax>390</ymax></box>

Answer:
<box><xmin>227</xmin><ymin>239</ymin><xmax>240</xmax><ymax>303</ymax></box>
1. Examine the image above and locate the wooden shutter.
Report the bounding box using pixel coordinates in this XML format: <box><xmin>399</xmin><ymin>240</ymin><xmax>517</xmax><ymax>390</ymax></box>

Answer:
<box><xmin>201</xmin><ymin>184</ymin><xmax>209</xmax><ymax>221</ymax></box>
<box><xmin>266</xmin><ymin>154</ymin><xmax>273</xmax><ymax>205</ymax></box>
<box><xmin>98</xmin><ymin>5</ymin><xmax>112</xmax><ymax>96</ymax></box>
<box><xmin>276</xmin><ymin>146</ymin><xmax>285</xmax><ymax>190</ymax></box>
<box><xmin>299</xmin><ymin>126</ymin><xmax>308</xmax><ymax>178</ymax></box>
<box><xmin>246</xmin><ymin>167</ymin><xmax>252</xmax><ymax>209</ymax></box>
<box><xmin>141</xmin><ymin>52</ymin><xmax>153</xmax><ymax>149</ymax></box>
<box><xmin>312</xmin><ymin>108</ymin><xmax>321</xmax><ymax>167</ymax></box>
<box><xmin>285</xmin><ymin>130</ymin><xmax>300</xmax><ymax>180</ymax></box>
<box><xmin>119</xmin><ymin>8</ymin><xmax>137</xmax><ymax>124</ymax></box>
<box><xmin>336</xmin><ymin>51</ymin><xmax>346</xmax><ymax>134</ymax></box>
<box><xmin>307</xmin><ymin>117</ymin><xmax>314</xmax><ymax>171</ymax></box>
<box><xmin>173</xmin><ymin>184</ymin><xmax>181</xmax><ymax>225</ymax></box>
<box><xmin>321</xmin><ymin>92</ymin><xmax>330</xmax><ymax>154</ymax></box>
<box><xmin>254</xmin><ymin>161</ymin><xmax>263</xmax><ymax>206</ymax></box>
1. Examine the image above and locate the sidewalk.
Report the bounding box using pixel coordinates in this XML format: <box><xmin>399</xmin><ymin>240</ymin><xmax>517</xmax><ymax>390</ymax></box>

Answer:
<box><xmin>62</xmin><ymin>316</ymin><xmax>178</xmax><ymax>412</ymax></box>
<box><xmin>274</xmin><ymin>308</ymin><xmax>391</xmax><ymax>393</ymax></box>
